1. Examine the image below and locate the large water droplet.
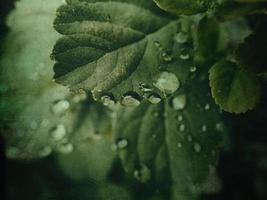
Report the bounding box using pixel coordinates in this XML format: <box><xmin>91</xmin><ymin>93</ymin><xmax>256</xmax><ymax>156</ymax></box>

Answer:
<box><xmin>194</xmin><ymin>143</ymin><xmax>202</xmax><ymax>153</ymax></box>
<box><xmin>172</xmin><ymin>94</ymin><xmax>187</xmax><ymax>110</ymax></box>
<box><xmin>52</xmin><ymin>100</ymin><xmax>70</xmax><ymax>115</ymax></box>
<box><xmin>153</xmin><ymin>72</ymin><xmax>180</xmax><ymax>95</ymax></box>
<box><xmin>147</xmin><ymin>93</ymin><xmax>162</xmax><ymax>104</ymax></box>
<box><xmin>50</xmin><ymin>124</ymin><xmax>66</xmax><ymax>141</ymax></box>
<box><xmin>134</xmin><ymin>164</ymin><xmax>151</xmax><ymax>183</ymax></box>
<box><xmin>101</xmin><ymin>95</ymin><xmax>115</xmax><ymax>107</ymax></box>
<box><xmin>174</xmin><ymin>32</ymin><xmax>188</xmax><ymax>44</ymax></box>
<box><xmin>116</xmin><ymin>138</ymin><xmax>128</xmax><ymax>149</ymax></box>
<box><xmin>121</xmin><ymin>93</ymin><xmax>141</xmax><ymax>107</ymax></box>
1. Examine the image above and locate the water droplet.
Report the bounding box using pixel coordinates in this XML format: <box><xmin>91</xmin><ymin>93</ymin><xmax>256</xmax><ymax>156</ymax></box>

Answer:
<box><xmin>50</xmin><ymin>124</ymin><xmax>66</xmax><ymax>141</ymax></box>
<box><xmin>139</xmin><ymin>83</ymin><xmax>152</xmax><ymax>93</ymax></box>
<box><xmin>201</xmin><ymin>125</ymin><xmax>207</xmax><ymax>132</ymax></box>
<box><xmin>73</xmin><ymin>93</ymin><xmax>87</xmax><ymax>103</ymax></box>
<box><xmin>194</xmin><ymin>143</ymin><xmax>202</xmax><ymax>153</ymax></box>
<box><xmin>148</xmin><ymin>93</ymin><xmax>162</xmax><ymax>104</ymax></box>
<box><xmin>134</xmin><ymin>164</ymin><xmax>151</xmax><ymax>183</ymax></box>
<box><xmin>204</xmin><ymin>104</ymin><xmax>210</xmax><ymax>110</ymax></box>
<box><xmin>172</xmin><ymin>94</ymin><xmax>187</xmax><ymax>110</ymax></box>
<box><xmin>116</xmin><ymin>138</ymin><xmax>128</xmax><ymax>149</ymax></box>
<box><xmin>215</xmin><ymin>123</ymin><xmax>224</xmax><ymax>132</ymax></box>
<box><xmin>190</xmin><ymin>66</ymin><xmax>197</xmax><ymax>72</ymax></box>
<box><xmin>30</xmin><ymin>120</ymin><xmax>38</xmax><ymax>130</ymax></box>
<box><xmin>121</xmin><ymin>93</ymin><xmax>141</xmax><ymax>107</ymax></box>
<box><xmin>162</xmin><ymin>52</ymin><xmax>173</xmax><ymax>62</ymax></box>
<box><xmin>177</xmin><ymin>143</ymin><xmax>183</xmax><ymax>148</ymax></box>
<box><xmin>40</xmin><ymin>119</ymin><xmax>49</xmax><ymax>128</ymax></box>
<box><xmin>180</xmin><ymin>50</ymin><xmax>190</xmax><ymax>60</ymax></box>
<box><xmin>39</xmin><ymin>146</ymin><xmax>52</xmax><ymax>157</ymax></box>
<box><xmin>154</xmin><ymin>41</ymin><xmax>161</xmax><ymax>48</ymax></box>
<box><xmin>179</xmin><ymin>124</ymin><xmax>185</xmax><ymax>132</ymax></box>
<box><xmin>153</xmin><ymin>112</ymin><xmax>159</xmax><ymax>117</ymax></box>
<box><xmin>187</xmin><ymin>135</ymin><xmax>192</xmax><ymax>142</ymax></box>
<box><xmin>152</xmin><ymin>134</ymin><xmax>157</xmax><ymax>139</ymax></box>
<box><xmin>153</xmin><ymin>72</ymin><xmax>180</xmax><ymax>95</ymax></box>
<box><xmin>57</xmin><ymin>142</ymin><xmax>74</xmax><ymax>154</ymax></box>
<box><xmin>177</xmin><ymin>115</ymin><xmax>183</xmax><ymax>121</ymax></box>
<box><xmin>52</xmin><ymin>100</ymin><xmax>70</xmax><ymax>115</ymax></box>
<box><xmin>174</xmin><ymin>32</ymin><xmax>188</xmax><ymax>44</ymax></box>
<box><xmin>101</xmin><ymin>95</ymin><xmax>115</xmax><ymax>107</ymax></box>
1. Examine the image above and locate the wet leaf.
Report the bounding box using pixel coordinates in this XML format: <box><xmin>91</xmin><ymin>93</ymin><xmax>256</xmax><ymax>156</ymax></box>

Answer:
<box><xmin>52</xmin><ymin>0</ymin><xmax>189</xmax><ymax>105</ymax></box>
<box><xmin>114</xmin><ymin>71</ymin><xmax>223</xmax><ymax>200</ymax></box>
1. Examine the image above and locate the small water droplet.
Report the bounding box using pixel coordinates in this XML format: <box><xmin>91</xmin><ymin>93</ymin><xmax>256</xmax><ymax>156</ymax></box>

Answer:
<box><xmin>50</xmin><ymin>124</ymin><xmax>66</xmax><ymax>141</ymax></box>
<box><xmin>174</xmin><ymin>32</ymin><xmax>188</xmax><ymax>44</ymax></box>
<box><xmin>177</xmin><ymin>143</ymin><xmax>182</xmax><ymax>148</ymax></box>
<box><xmin>30</xmin><ymin>120</ymin><xmax>38</xmax><ymax>130</ymax></box>
<box><xmin>148</xmin><ymin>93</ymin><xmax>162</xmax><ymax>104</ymax></box>
<box><xmin>57</xmin><ymin>142</ymin><xmax>74</xmax><ymax>154</ymax></box>
<box><xmin>154</xmin><ymin>41</ymin><xmax>161</xmax><ymax>48</ymax></box>
<box><xmin>153</xmin><ymin>112</ymin><xmax>159</xmax><ymax>117</ymax></box>
<box><xmin>179</xmin><ymin>124</ymin><xmax>185</xmax><ymax>132</ymax></box>
<box><xmin>153</xmin><ymin>72</ymin><xmax>180</xmax><ymax>95</ymax></box>
<box><xmin>101</xmin><ymin>95</ymin><xmax>115</xmax><ymax>107</ymax></box>
<box><xmin>162</xmin><ymin>52</ymin><xmax>172</xmax><ymax>62</ymax></box>
<box><xmin>177</xmin><ymin>115</ymin><xmax>183</xmax><ymax>121</ymax></box>
<box><xmin>180</xmin><ymin>51</ymin><xmax>190</xmax><ymax>60</ymax></box>
<box><xmin>190</xmin><ymin>66</ymin><xmax>197</xmax><ymax>73</ymax></box>
<box><xmin>116</xmin><ymin>138</ymin><xmax>128</xmax><ymax>149</ymax></box>
<box><xmin>172</xmin><ymin>94</ymin><xmax>187</xmax><ymax>110</ymax></box>
<box><xmin>40</xmin><ymin>119</ymin><xmax>49</xmax><ymax>128</ymax></box>
<box><xmin>204</xmin><ymin>104</ymin><xmax>210</xmax><ymax>110</ymax></box>
<box><xmin>194</xmin><ymin>143</ymin><xmax>202</xmax><ymax>153</ymax></box>
<box><xmin>39</xmin><ymin>146</ymin><xmax>52</xmax><ymax>157</ymax></box>
<box><xmin>152</xmin><ymin>134</ymin><xmax>157</xmax><ymax>139</ymax></box>
<box><xmin>201</xmin><ymin>125</ymin><xmax>207</xmax><ymax>132</ymax></box>
<box><xmin>121</xmin><ymin>93</ymin><xmax>141</xmax><ymax>107</ymax></box>
<box><xmin>215</xmin><ymin>123</ymin><xmax>224</xmax><ymax>132</ymax></box>
<box><xmin>187</xmin><ymin>135</ymin><xmax>193</xmax><ymax>142</ymax></box>
<box><xmin>52</xmin><ymin>100</ymin><xmax>70</xmax><ymax>115</ymax></box>
<box><xmin>139</xmin><ymin>83</ymin><xmax>152</xmax><ymax>93</ymax></box>
<box><xmin>134</xmin><ymin>164</ymin><xmax>151</xmax><ymax>183</ymax></box>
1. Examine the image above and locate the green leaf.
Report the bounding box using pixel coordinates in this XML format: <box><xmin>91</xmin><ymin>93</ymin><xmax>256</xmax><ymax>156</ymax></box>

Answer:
<box><xmin>52</xmin><ymin>0</ymin><xmax>195</xmax><ymax>105</ymax></box>
<box><xmin>153</xmin><ymin>0</ymin><xmax>209</xmax><ymax>15</ymax></box>
<box><xmin>209</xmin><ymin>60</ymin><xmax>261</xmax><ymax>113</ymax></box>
<box><xmin>114</xmin><ymin>74</ymin><xmax>223</xmax><ymax>199</ymax></box>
